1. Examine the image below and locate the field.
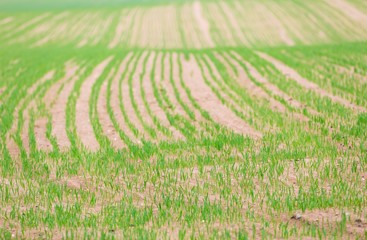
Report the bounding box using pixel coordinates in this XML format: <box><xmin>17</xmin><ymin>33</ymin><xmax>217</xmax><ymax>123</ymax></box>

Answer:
<box><xmin>0</xmin><ymin>0</ymin><xmax>367</xmax><ymax>239</ymax></box>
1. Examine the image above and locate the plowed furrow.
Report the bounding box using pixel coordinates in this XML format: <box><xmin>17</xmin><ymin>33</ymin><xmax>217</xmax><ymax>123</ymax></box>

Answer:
<box><xmin>34</xmin><ymin>117</ymin><xmax>52</xmax><ymax>151</ymax></box>
<box><xmin>4</xmin><ymin>14</ymin><xmax>50</xmax><ymax>41</ymax></box>
<box><xmin>121</xmin><ymin>52</ymin><xmax>150</xmax><ymax>140</ymax></box>
<box><xmin>217</xmin><ymin>52</ymin><xmax>286</xmax><ymax>113</ymax></box>
<box><xmin>0</xmin><ymin>17</ymin><xmax>13</xmax><ymax>26</ymax></box>
<box><xmin>76</xmin><ymin>57</ymin><xmax>113</xmax><ymax>151</ymax></box>
<box><xmin>195</xmin><ymin>56</ymin><xmax>254</xmax><ymax>122</ymax></box>
<box><xmin>131</xmin><ymin>52</ymin><xmax>161</xmax><ymax>140</ymax></box>
<box><xmin>110</xmin><ymin>54</ymin><xmax>138</xmax><ymax>143</ymax></box>
<box><xmin>139</xmin><ymin>52</ymin><xmax>174</xmax><ymax>140</ymax></box>
<box><xmin>193</xmin><ymin>1</ymin><xmax>214</xmax><ymax>47</ymax></box>
<box><xmin>6</xmin><ymin>70</ymin><xmax>55</xmax><ymax>157</ymax></box>
<box><xmin>142</xmin><ymin>54</ymin><xmax>183</xmax><ymax>140</ymax></box>
<box><xmin>257</xmin><ymin>52</ymin><xmax>367</xmax><ymax>112</ymax></box>
<box><xmin>230</xmin><ymin>52</ymin><xmax>318</xmax><ymax>117</ymax></box>
<box><xmin>160</xmin><ymin>53</ymin><xmax>188</xmax><ymax>118</ymax></box>
<box><xmin>97</xmin><ymin>69</ymin><xmax>125</xmax><ymax>149</ymax></box>
<box><xmin>51</xmin><ymin>67</ymin><xmax>84</xmax><ymax>151</ymax></box>
<box><xmin>180</xmin><ymin>54</ymin><xmax>261</xmax><ymax>137</ymax></box>
<box><xmin>172</xmin><ymin>53</ymin><xmax>204</xmax><ymax>122</ymax></box>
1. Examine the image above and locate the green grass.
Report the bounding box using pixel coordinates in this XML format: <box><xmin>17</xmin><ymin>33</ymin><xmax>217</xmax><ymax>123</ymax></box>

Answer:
<box><xmin>1</xmin><ymin>0</ymin><xmax>367</xmax><ymax>239</ymax></box>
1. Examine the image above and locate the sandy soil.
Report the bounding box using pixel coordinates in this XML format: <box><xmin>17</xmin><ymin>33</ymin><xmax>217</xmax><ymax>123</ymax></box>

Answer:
<box><xmin>75</xmin><ymin>57</ymin><xmax>113</xmax><ymax>151</ymax></box>
<box><xmin>6</xmin><ymin>70</ymin><xmax>55</xmax><ymax>157</ymax></box>
<box><xmin>132</xmin><ymin>52</ymin><xmax>163</xmax><ymax>140</ymax></box>
<box><xmin>97</xmin><ymin>68</ymin><xmax>125</xmax><ymax>149</ymax></box>
<box><xmin>109</xmin><ymin>10</ymin><xmax>128</xmax><ymax>49</ymax></box>
<box><xmin>257</xmin><ymin>52</ymin><xmax>367</xmax><ymax>112</ymax></box>
<box><xmin>4</xmin><ymin>13</ymin><xmax>50</xmax><ymax>40</ymax></box>
<box><xmin>34</xmin><ymin>117</ymin><xmax>52</xmax><ymax>151</ymax></box>
<box><xmin>172</xmin><ymin>53</ymin><xmax>204</xmax><ymax>122</ymax></box>
<box><xmin>110</xmin><ymin>53</ymin><xmax>138</xmax><ymax>143</ymax></box>
<box><xmin>221</xmin><ymin>52</ymin><xmax>287</xmax><ymax>113</ymax></box>
<box><xmin>121</xmin><ymin>52</ymin><xmax>150</xmax><ymax>140</ymax></box>
<box><xmin>51</xmin><ymin>66</ymin><xmax>83</xmax><ymax>150</ymax></box>
<box><xmin>143</xmin><ymin>53</ymin><xmax>183</xmax><ymax>140</ymax></box>
<box><xmin>160</xmin><ymin>53</ymin><xmax>188</xmax><ymax>118</ymax></box>
<box><xmin>193</xmin><ymin>1</ymin><xmax>214</xmax><ymax>48</ymax></box>
<box><xmin>330</xmin><ymin>0</ymin><xmax>367</xmax><ymax>27</ymax></box>
<box><xmin>0</xmin><ymin>17</ymin><xmax>13</xmax><ymax>26</ymax></box>
<box><xmin>20</xmin><ymin>71</ymin><xmax>55</xmax><ymax>154</ymax></box>
<box><xmin>218</xmin><ymin>2</ymin><xmax>247</xmax><ymax>46</ymax></box>
<box><xmin>180</xmin><ymin>54</ymin><xmax>261</xmax><ymax>137</ymax></box>
<box><xmin>230</xmin><ymin>51</ymin><xmax>317</xmax><ymax>120</ymax></box>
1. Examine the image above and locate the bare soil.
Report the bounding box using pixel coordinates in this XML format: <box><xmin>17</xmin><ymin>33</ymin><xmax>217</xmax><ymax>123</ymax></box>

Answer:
<box><xmin>257</xmin><ymin>52</ymin><xmax>367</xmax><ymax>112</ymax></box>
<box><xmin>75</xmin><ymin>56</ymin><xmax>113</xmax><ymax>151</ymax></box>
<box><xmin>180</xmin><ymin>54</ymin><xmax>261</xmax><ymax>137</ymax></box>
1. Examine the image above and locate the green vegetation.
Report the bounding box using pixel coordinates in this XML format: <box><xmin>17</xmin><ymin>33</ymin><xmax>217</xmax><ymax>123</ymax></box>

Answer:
<box><xmin>0</xmin><ymin>0</ymin><xmax>366</xmax><ymax>239</ymax></box>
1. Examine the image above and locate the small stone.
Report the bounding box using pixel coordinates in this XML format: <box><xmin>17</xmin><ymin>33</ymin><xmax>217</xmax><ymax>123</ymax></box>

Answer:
<box><xmin>291</xmin><ymin>213</ymin><xmax>302</xmax><ymax>220</ymax></box>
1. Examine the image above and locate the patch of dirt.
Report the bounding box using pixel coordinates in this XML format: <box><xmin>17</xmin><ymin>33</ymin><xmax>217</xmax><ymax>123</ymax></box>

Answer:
<box><xmin>6</xmin><ymin>70</ymin><xmax>55</xmax><ymax>157</ymax></box>
<box><xmin>109</xmin><ymin>10</ymin><xmax>128</xmax><ymax>49</ymax></box>
<box><xmin>4</xmin><ymin>13</ymin><xmax>50</xmax><ymax>40</ymax></box>
<box><xmin>121</xmin><ymin>52</ymin><xmax>150</xmax><ymax>140</ymax></box>
<box><xmin>180</xmin><ymin>54</ymin><xmax>261</xmax><ymax>138</ymax></box>
<box><xmin>110</xmin><ymin>53</ymin><xmax>138</xmax><ymax>143</ymax></box>
<box><xmin>34</xmin><ymin>117</ymin><xmax>52</xmax><ymax>151</ymax></box>
<box><xmin>193</xmin><ymin>1</ymin><xmax>214</xmax><ymax>48</ymax></box>
<box><xmin>220</xmin><ymin>52</ymin><xmax>287</xmax><ymax>113</ymax></box>
<box><xmin>231</xmin><ymin>51</ymin><xmax>317</xmax><ymax>120</ymax></box>
<box><xmin>286</xmin><ymin>208</ymin><xmax>367</xmax><ymax>237</ymax></box>
<box><xmin>143</xmin><ymin>53</ymin><xmax>183</xmax><ymax>140</ymax></box>
<box><xmin>51</xmin><ymin>65</ymin><xmax>83</xmax><ymax>151</ymax></box>
<box><xmin>0</xmin><ymin>17</ymin><xmax>13</xmax><ymax>25</ymax></box>
<box><xmin>133</xmin><ymin>52</ymin><xmax>165</xmax><ymax>140</ymax></box>
<box><xmin>218</xmin><ymin>2</ymin><xmax>247</xmax><ymax>45</ymax></box>
<box><xmin>257</xmin><ymin>52</ymin><xmax>367</xmax><ymax>112</ymax></box>
<box><xmin>75</xmin><ymin>56</ymin><xmax>113</xmax><ymax>151</ymax></box>
<box><xmin>0</xmin><ymin>87</ymin><xmax>5</xmax><ymax>95</ymax></box>
<box><xmin>97</xmin><ymin>69</ymin><xmax>125</xmax><ymax>149</ymax></box>
<box><xmin>160</xmin><ymin>53</ymin><xmax>188</xmax><ymax>118</ymax></box>
<box><xmin>172</xmin><ymin>53</ymin><xmax>204</xmax><ymax>122</ymax></box>
<box><xmin>329</xmin><ymin>0</ymin><xmax>367</xmax><ymax>27</ymax></box>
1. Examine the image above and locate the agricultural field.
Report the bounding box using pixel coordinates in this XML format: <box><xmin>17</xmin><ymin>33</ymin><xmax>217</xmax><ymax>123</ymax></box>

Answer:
<box><xmin>0</xmin><ymin>0</ymin><xmax>367</xmax><ymax>239</ymax></box>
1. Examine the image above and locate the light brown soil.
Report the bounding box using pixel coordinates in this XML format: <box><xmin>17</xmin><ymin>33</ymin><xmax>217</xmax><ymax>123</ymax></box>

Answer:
<box><xmin>33</xmin><ymin>17</ymin><xmax>69</xmax><ymax>47</ymax></box>
<box><xmin>0</xmin><ymin>87</ymin><xmax>5</xmax><ymax>96</ymax></box>
<box><xmin>44</xmin><ymin>61</ymin><xmax>78</xmax><ymax>109</ymax></box>
<box><xmin>257</xmin><ymin>52</ymin><xmax>367</xmax><ymax>112</ymax></box>
<box><xmin>220</xmin><ymin>52</ymin><xmax>287</xmax><ymax>113</ymax></box>
<box><xmin>110</xmin><ymin>53</ymin><xmax>138</xmax><ymax>143</ymax></box>
<box><xmin>144</xmin><ymin>54</ymin><xmax>183</xmax><ymax>140</ymax></box>
<box><xmin>51</xmin><ymin>66</ymin><xmax>83</xmax><ymax>151</ymax></box>
<box><xmin>4</xmin><ymin>13</ymin><xmax>50</xmax><ymax>40</ymax></box>
<box><xmin>75</xmin><ymin>57</ymin><xmax>113</xmax><ymax>151</ymax></box>
<box><xmin>285</xmin><ymin>208</ymin><xmax>367</xmax><ymax>238</ymax></box>
<box><xmin>180</xmin><ymin>54</ymin><xmax>261</xmax><ymax>137</ymax></box>
<box><xmin>160</xmin><ymin>53</ymin><xmax>188</xmax><ymax>118</ymax></box>
<box><xmin>132</xmin><ymin>52</ymin><xmax>163</xmax><ymax>140</ymax></box>
<box><xmin>197</xmin><ymin>56</ymin><xmax>254</xmax><ymax>120</ymax></box>
<box><xmin>97</xmin><ymin>69</ymin><xmax>125</xmax><ymax>149</ymax></box>
<box><xmin>6</xmin><ymin>70</ymin><xmax>55</xmax><ymax>157</ymax></box>
<box><xmin>34</xmin><ymin>117</ymin><xmax>52</xmax><ymax>151</ymax></box>
<box><xmin>172</xmin><ymin>53</ymin><xmax>204</xmax><ymax>122</ymax></box>
<box><xmin>121</xmin><ymin>52</ymin><xmax>149</xmax><ymax>140</ymax></box>
<box><xmin>218</xmin><ymin>2</ymin><xmax>247</xmax><ymax>45</ymax></box>
<box><xmin>193</xmin><ymin>1</ymin><xmax>214</xmax><ymax>48</ymax></box>
<box><xmin>330</xmin><ymin>0</ymin><xmax>367</xmax><ymax>27</ymax></box>
<box><xmin>230</xmin><ymin>51</ymin><xmax>317</xmax><ymax>119</ymax></box>
<box><xmin>0</xmin><ymin>17</ymin><xmax>13</xmax><ymax>25</ymax></box>
<box><xmin>109</xmin><ymin>10</ymin><xmax>128</xmax><ymax>49</ymax></box>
